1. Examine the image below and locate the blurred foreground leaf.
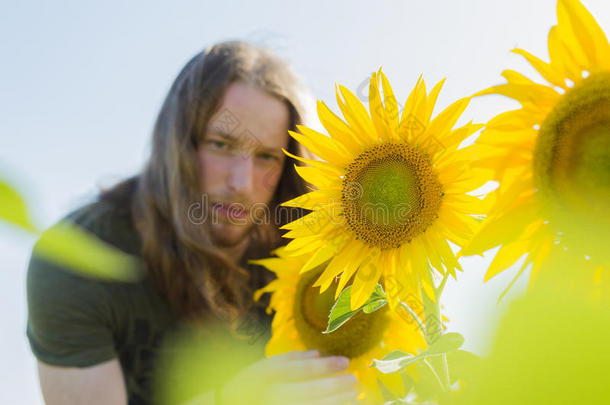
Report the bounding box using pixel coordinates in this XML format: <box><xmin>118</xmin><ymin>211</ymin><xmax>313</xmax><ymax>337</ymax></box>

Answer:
<box><xmin>0</xmin><ymin>179</ymin><xmax>36</xmax><ymax>232</ymax></box>
<box><xmin>35</xmin><ymin>220</ymin><xmax>143</xmax><ymax>281</ymax></box>
<box><xmin>373</xmin><ymin>333</ymin><xmax>465</xmax><ymax>374</ymax></box>
<box><xmin>457</xmin><ymin>289</ymin><xmax>610</xmax><ymax>405</ymax></box>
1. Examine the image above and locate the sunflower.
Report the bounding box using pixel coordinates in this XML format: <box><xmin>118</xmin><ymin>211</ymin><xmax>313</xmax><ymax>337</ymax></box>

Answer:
<box><xmin>462</xmin><ymin>0</ymin><xmax>610</xmax><ymax>296</ymax></box>
<box><xmin>252</xmin><ymin>247</ymin><xmax>426</xmax><ymax>404</ymax></box>
<box><xmin>280</xmin><ymin>69</ymin><xmax>486</xmax><ymax>310</ymax></box>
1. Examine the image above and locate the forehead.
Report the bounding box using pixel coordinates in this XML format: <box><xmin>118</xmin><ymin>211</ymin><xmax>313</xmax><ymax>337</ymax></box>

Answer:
<box><xmin>207</xmin><ymin>81</ymin><xmax>291</xmax><ymax>149</ymax></box>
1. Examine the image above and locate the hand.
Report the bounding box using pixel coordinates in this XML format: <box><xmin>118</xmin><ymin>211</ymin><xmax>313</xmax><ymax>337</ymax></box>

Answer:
<box><xmin>219</xmin><ymin>350</ymin><xmax>358</xmax><ymax>405</ymax></box>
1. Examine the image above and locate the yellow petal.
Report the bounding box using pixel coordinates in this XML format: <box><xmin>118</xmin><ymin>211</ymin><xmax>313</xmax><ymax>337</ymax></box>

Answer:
<box><xmin>282</xmin><ymin>147</ymin><xmax>344</xmax><ymax>177</ymax></box>
<box><xmin>301</xmin><ymin>242</ymin><xmax>339</xmax><ymax>274</ymax></box>
<box><xmin>250</xmin><ymin>258</ymin><xmax>296</xmax><ymax>277</ymax></box>
<box><xmin>511</xmin><ymin>48</ymin><xmax>567</xmax><ymax>89</ymax></box>
<box><xmin>556</xmin><ymin>0</ymin><xmax>592</xmax><ymax>69</ymax></box>
<box><xmin>335</xmin><ymin>251</ymin><xmax>366</xmax><ymax>298</ymax></box>
<box><xmin>548</xmin><ymin>25</ymin><xmax>581</xmax><ymax>82</ymax></box>
<box><xmin>423</xmin><ymin>78</ymin><xmax>446</xmax><ymax>124</ymax></box>
<box><xmin>253</xmin><ymin>279</ymin><xmax>281</xmax><ymax>301</ymax></box>
<box><xmin>282</xmin><ymin>190</ymin><xmax>338</xmax><ymax>213</ymax></box>
<box><xmin>399</xmin><ymin>75</ymin><xmax>427</xmax><ymax>141</ymax></box>
<box><xmin>476</xmin><ymin>127</ymin><xmax>536</xmax><ymax>149</ymax></box>
<box><xmin>294</xmin><ymin>165</ymin><xmax>336</xmax><ymax>189</ymax></box>
<box><xmin>484</xmin><ymin>240</ymin><xmax>530</xmax><ymax>282</ymax></box>
<box><xmin>317</xmin><ymin>100</ymin><xmax>365</xmax><ymax>154</ymax></box>
<box><xmin>558</xmin><ymin>0</ymin><xmax>610</xmax><ymax>70</ymax></box>
<box><xmin>368</xmin><ymin>71</ymin><xmax>392</xmax><ymax>142</ymax></box>
<box><xmin>290</xmin><ymin>127</ymin><xmax>350</xmax><ymax>165</ymax></box>
<box><xmin>485</xmin><ymin>107</ymin><xmax>542</xmax><ymax>131</ymax></box>
<box><xmin>380</xmin><ymin>70</ymin><xmax>400</xmax><ymax>132</ymax></box>
<box><xmin>313</xmin><ymin>238</ymin><xmax>364</xmax><ymax>290</ymax></box>
<box><xmin>428</xmin><ymin>229</ymin><xmax>461</xmax><ymax>275</ymax></box>
<box><xmin>426</xmin><ymin>97</ymin><xmax>471</xmax><ymax>147</ymax></box>
<box><xmin>336</xmin><ymin>84</ymin><xmax>377</xmax><ymax>142</ymax></box>
<box><xmin>420</xmin><ymin>234</ymin><xmax>445</xmax><ymax>275</ymax></box>
<box><xmin>351</xmin><ymin>263</ymin><xmax>382</xmax><ymax>310</ymax></box>
<box><xmin>437</xmin><ymin>122</ymin><xmax>484</xmax><ymax>152</ymax></box>
<box><xmin>475</xmin><ymin>83</ymin><xmax>560</xmax><ymax>108</ymax></box>
<box><xmin>462</xmin><ymin>199</ymin><xmax>539</xmax><ymax>255</ymax></box>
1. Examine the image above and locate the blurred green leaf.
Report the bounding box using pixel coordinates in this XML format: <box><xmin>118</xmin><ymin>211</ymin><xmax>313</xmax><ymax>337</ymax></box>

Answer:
<box><xmin>413</xmin><ymin>358</ymin><xmax>443</xmax><ymax>400</ymax></box>
<box><xmin>426</xmin><ymin>332</ymin><xmax>464</xmax><ymax>355</ymax></box>
<box><xmin>372</xmin><ymin>352</ymin><xmax>418</xmax><ymax>374</ymax></box>
<box><xmin>35</xmin><ymin>220</ymin><xmax>144</xmax><ymax>281</ymax></box>
<box><xmin>457</xmin><ymin>289</ymin><xmax>610</xmax><ymax>405</ymax></box>
<box><xmin>372</xmin><ymin>333</ymin><xmax>465</xmax><ymax>375</ymax></box>
<box><xmin>446</xmin><ymin>349</ymin><xmax>480</xmax><ymax>384</ymax></box>
<box><xmin>0</xmin><ymin>179</ymin><xmax>36</xmax><ymax>232</ymax></box>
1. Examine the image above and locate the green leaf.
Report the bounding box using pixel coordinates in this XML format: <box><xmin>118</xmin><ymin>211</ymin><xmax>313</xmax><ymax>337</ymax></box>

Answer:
<box><xmin>363</xmin><ymin>297</ymin><xmax>387</xmax><ymax>313</ymax></box>
<box><xmin>426</xmin><ymin>332</ymin><xmax>464</xmax><ymax>355</ymax></box>
<box><xmin>0</xmin><ymin>180</ymin><xmax>37</xmax><ymax>232</ymax></box>
<box><xmin>324</xmin><ymin>286</ymin><xmax>360</xmax><ymax>333</ymax></box>
<box><xmin>371</xmin><ymin>333</ymin><xmax>466</xmax><ymax>375</ymax></box>
<box><xmin>413</xmin><ymin>359</ymin><xmax>444</xmax><ymax>400</ymax></box>
<box><xmin>324</xmin><ymin>283</ymin><xmax>387</xmax><ymax>333</ymax></box>
<box><xmin>446</xmin><ymin>349</ymin><xmax>480</xmax><ymax>384</ymax></box>
<box><xmin>372</xmin><ymin>352</ymin><xmax>419</xmax><ymax>374</ymax></box>
<box><xmin>35</xmin><ymin>220</ymin><xmax>144</xmax><ymax>281</ymax></box>
<box><xmin>382</xmin><ymin>350</ymin><xmax>411</xmax><ymax>361</ymax></box>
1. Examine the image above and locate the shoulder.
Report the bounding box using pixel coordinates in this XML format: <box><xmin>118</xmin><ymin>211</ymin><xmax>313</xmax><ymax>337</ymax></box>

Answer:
<box><xmin>25</xmin><ymin>198</ymin><xmax>142</xmax><ymax>367</ymax></box>
<box><xmin>64</xmin><ymin>198</ymin><xmax>142</xmax><ymax>256</ymax></box>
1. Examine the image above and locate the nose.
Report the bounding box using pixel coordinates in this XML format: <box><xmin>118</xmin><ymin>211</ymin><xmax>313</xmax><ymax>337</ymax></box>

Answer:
<box><xmin>227</xmin><ymin>155</ymin><xmax>255</xmax><ymax>195</ymax></box>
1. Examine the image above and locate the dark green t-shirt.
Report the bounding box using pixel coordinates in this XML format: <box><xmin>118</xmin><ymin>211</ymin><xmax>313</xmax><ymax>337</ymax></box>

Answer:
<box><xmin>26</xmin><ymin>200</ymin><xmax>274</xmax><ymax>405</ymax></box>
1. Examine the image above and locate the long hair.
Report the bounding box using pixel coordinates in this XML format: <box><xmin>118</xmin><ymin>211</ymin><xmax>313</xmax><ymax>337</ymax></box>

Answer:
<box><xmin>102</xmin><ymin>41</ymin><xmax>312</xmax><ymax>323</ymax></box>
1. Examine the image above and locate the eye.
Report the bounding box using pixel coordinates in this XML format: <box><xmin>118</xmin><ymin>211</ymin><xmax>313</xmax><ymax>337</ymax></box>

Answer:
<box><xmin>207</xmin><ymin>140</ymin><xmax>229</xmax><ymax>150</ymax></box>
<box><xmin>257</xmin><ymin>152</ymin><xmax>280</xmax><ymax>162</ymax></box>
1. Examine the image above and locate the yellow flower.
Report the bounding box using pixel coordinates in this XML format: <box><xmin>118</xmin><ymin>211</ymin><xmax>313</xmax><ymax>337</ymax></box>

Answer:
<box><xmin>463</xmin><ymin>0</ymin><xmax>610</xmax><ymax>296</ymax></box>
<box><xmin>253</xmin><ymin>247</ymin><xmax>426</xmax><ymax>404</ymax></box>
<box><xmin>280</xmin><ymin>69</ymin><xmax>486</xmax><ymax>309</ymax></box>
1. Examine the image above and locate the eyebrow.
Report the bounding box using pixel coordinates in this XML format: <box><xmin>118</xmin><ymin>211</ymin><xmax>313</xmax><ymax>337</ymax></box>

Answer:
<box><xmin>207</xmin><ymin>129</ymin><xmax>285</xmax><ymax>154</ymax></box>
<box><xmin>258</xmin><ymin>146</ymin><xmax>284</xmax><ymax>155</ymax></box>
<box><xmin>206</xmin><ymin>130</ymin><xmax>238</xmax><ymax>142</ymax></box>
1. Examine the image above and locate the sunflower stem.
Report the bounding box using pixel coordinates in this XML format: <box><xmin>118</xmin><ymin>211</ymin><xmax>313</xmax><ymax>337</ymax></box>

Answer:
<box><xmin>441</xmin><ymin>353</ymin><xmax>451</xmax><ymax>391</ymax></box>
<box><xmin>435</xmin><ymin>271</ymin><xmax>450</xmax><ymax>297</ymax></box>
<box><xmin>422</xmin><ymin>358</ymin><xmax>445</xmax><ymax>393</ymax></box>
<box><xmin>400</xmin><ymin>301</ymin><xmax>427</xmax><ymax>337</ymax></box>
<box><xmin>420</xmin><ymin>266</ymin><xmax>451</xmax><ymax>392</ymax></box>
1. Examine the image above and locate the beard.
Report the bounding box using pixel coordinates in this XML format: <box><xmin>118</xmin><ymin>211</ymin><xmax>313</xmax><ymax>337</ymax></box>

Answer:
<box><xmin>207</xmin><ymin>220</ymin><xmax>254</xmax><ymax>248</ymax></box>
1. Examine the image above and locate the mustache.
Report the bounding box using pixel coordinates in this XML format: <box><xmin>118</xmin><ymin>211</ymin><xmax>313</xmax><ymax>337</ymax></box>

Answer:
<box><xmin>210</xmin><ymin>199</ymin><xmax>253</xmax><ymax>212</ymax></box>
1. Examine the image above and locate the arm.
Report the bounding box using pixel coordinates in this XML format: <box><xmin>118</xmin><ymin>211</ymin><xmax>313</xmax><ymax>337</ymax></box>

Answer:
<box><xmin>37</xmin><ymin>359</ymin><xmax>127</xmax><ymax>405</ymax></box>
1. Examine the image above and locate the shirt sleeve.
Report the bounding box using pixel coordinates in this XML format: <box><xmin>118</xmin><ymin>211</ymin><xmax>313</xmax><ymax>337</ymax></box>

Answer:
<box><xmin>26</xmin><ymin>244</ymin><xmax>118</xmax><ymax>368</ymax></box>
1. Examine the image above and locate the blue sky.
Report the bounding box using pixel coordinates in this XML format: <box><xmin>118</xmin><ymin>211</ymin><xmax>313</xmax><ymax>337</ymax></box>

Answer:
<box><xmin>2</xmin><ymin>0</ymin><xmax>609</xmax><ymax>403</ymax></box>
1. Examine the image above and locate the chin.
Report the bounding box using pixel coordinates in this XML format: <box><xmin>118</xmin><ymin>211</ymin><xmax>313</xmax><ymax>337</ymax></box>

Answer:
<box><xmin>210</xmin><ymin>222</ymin><xmax>251</xmax><ymax>247</ymax></box>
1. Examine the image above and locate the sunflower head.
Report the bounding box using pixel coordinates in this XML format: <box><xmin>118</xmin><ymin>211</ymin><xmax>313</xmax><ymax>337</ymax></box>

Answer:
<box><xmin>293</xmin><ymin>266</ymin><xmax>391</xmax><ymax>359</ymax></box>
<box><xmin>342</xmin><ymin>142</ymin><xmax>444</xmax><ymax>250</ymax></box>
<box><xmin>253</xmin><ymin>247</ymin><xmax>426</xmax><ymax>404</ymax></box>
<box><xmin>466</xmin><ymin>0</ymin><xmax>610</xmax><ymax>293</ymax></box>
<box><xmin>281</xmin><ymin>69</ymin><xmax>486</xmax><ymax>309</ymax></box>
<box><xmin>535</xmin><ymin>71</ymin><xmax>610</xmax><ymax>226</ymax></box>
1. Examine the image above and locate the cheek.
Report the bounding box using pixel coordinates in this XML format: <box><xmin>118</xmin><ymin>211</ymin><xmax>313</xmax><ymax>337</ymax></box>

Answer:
<box><xmin>254</xmin><ymin>165</ymin><xmax>284</xmax><ymax>201</ymax></box>
<box><xmin>198</xmin><ymin>151</ymin><xmax>228</xmax><ymax>191</ymax></box>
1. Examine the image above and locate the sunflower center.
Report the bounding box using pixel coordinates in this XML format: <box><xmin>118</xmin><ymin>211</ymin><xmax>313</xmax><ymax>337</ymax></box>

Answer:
<box><xmin>342</xmin><ymin>143</ymin><xmax>443</xmax><ymax>250</ymax></box>
<box><xmin>534</xmin><ymin>72</ymin><xmax>610</xmax><ymax>220</ymax></box>
<box><xmin>293</xmin><ymin>268</ymin><xmax>389</xmax><ymax>359</ymax></box>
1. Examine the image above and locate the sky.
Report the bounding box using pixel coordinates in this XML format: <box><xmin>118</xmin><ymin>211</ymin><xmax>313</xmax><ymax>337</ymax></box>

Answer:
<box><xmin>2</xmin><ymin>0</ymin><xmax>609</xmax><ymax>403</ymax></box>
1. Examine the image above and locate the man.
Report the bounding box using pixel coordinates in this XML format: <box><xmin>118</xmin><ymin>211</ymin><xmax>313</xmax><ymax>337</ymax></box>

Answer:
<box><xmin>27</xmin><ymin>41</ymin><xmax>358</xmax><ymax>405</ymax></box>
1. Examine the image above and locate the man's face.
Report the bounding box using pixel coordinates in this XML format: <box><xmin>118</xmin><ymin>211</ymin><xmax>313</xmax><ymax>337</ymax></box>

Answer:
<box><xmin>197</xmin><ymin>81</ymin><xmax>290</xmax><ymax>247</ymax></box>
